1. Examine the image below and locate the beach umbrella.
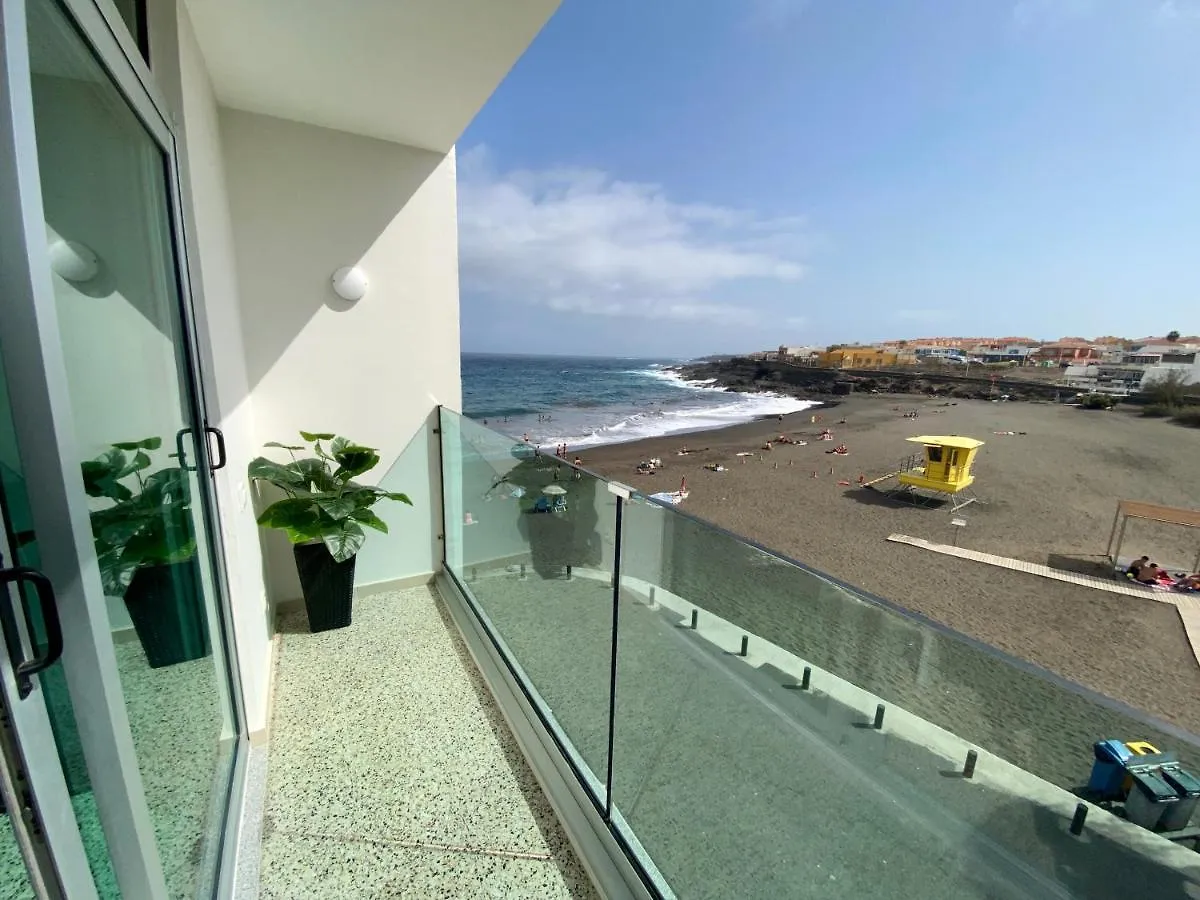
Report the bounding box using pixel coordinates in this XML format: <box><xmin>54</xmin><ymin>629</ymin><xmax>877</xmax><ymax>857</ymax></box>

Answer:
<box><xmin>542</xmin><ymin>484</ymin><xmax>567</xmax><ymax>496</ymax></box>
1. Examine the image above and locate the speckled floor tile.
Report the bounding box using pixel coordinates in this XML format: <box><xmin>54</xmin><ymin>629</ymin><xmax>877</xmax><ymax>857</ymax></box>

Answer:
<box><xmin>115</xmin><ymin>638</ymin><xmax>232</xmax><ymax>899</ymax></box>
<box><xmin>260</xmin><ymin>830</ymin><xmax>593</xmax><ymax>900</ymax></box>
<box><xmin>261</xmin><ymin>586</ymin><xmax>597</xmax><ymax>898</ymax></box>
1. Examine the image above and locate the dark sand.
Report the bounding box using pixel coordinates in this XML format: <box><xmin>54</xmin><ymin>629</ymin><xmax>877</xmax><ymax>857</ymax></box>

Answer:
<box><xmin>580</xmin><ymin>396</ymin><xmax>1200</xmax><ymax>737</ymax></box>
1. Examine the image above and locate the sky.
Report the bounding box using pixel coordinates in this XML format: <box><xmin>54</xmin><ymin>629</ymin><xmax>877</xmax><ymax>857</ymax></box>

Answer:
<box><xmin>457</xmin><ymin>0</ymin><xmax>1200</xmax><ymax>358</ymax></box>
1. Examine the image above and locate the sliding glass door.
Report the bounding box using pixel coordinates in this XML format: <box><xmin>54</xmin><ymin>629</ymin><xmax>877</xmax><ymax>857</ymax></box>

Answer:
<box><xmin>0</xmin><ymin>0</ymin><xmax>242</xmax><ymax>896</ymax></box>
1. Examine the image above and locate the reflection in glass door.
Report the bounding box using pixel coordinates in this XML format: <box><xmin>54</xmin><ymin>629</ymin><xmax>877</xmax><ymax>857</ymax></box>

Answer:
<box><xmin>4</xmin><ymin>0</ymin><xmax>242</xmax><ymax>896</ymax></box>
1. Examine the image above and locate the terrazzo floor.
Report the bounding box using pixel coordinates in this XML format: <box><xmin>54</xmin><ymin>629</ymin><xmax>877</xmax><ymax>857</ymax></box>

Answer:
<box><xmin>260</xmin><ymin>585</ymin><xmax>598</xmax><ymax>899</ymax></box>
<box><xmin>0</xmin><ymin>640</ymin><xmax>229</xmax><ymax>899</ymax></box>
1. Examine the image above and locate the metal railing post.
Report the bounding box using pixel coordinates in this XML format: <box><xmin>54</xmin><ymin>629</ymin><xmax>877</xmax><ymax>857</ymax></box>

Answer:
<box><xmin>604</xmin><ymin>494</ymin><xmax>624</xmax><ymax>820</ymax></box>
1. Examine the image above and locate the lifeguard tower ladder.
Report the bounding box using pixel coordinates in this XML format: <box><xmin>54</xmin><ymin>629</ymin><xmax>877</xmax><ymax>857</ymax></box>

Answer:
<box><xmin>868</xmin><ymin>435</ymin><xmax>984</xmax><ymax>512</ymax></box>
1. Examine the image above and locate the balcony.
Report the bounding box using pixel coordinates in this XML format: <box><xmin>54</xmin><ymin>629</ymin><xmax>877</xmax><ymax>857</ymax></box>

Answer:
<box><xmin>252</xmin><ymin>409</ymin><xmax>1200</xmax><ymax>898</ymax></box>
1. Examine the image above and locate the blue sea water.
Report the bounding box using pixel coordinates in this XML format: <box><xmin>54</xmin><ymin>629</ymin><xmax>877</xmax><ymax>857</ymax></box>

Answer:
<box><xmin>462</xmin><ymin>353</ymin><xmax>818</xmax><ymax>449</ymax></box>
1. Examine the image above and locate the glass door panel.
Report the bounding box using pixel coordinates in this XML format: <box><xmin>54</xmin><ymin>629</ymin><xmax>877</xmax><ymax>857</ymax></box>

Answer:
<box><xmin>16</xmin><ymin>0</ymin><xmax>240</xmax><ymax>896</ymax></box>
<box><xmin>0</xmin><ymin>353</ymin><xmax>108</xmax><ymax>899</ymax></box>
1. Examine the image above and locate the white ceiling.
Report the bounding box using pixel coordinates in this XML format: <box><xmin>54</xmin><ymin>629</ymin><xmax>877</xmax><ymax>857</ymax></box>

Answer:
<box><xmin>184</xmin><ymin>0</ymin><xmax>560</xmax><ymax>152</ymax></box>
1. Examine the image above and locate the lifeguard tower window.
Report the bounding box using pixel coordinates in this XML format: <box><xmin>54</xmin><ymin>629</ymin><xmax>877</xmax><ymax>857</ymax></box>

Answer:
<box><xmin>928</xmin><ymin>447</ymin><xmax>943</xmax><ymax>463</ymax></box>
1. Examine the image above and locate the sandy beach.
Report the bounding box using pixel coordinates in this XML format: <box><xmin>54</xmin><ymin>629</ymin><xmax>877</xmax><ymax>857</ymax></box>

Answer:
<box><xmin>579</xmin><ymin>395</ymin><xmax>1200</xmax><ymax>738</ymax></box>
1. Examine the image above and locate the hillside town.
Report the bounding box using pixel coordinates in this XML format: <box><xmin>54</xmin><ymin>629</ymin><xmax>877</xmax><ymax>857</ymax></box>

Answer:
<box><xmin>744</xmin><ymin>334</ymin><xmax>1200</xmax><ymax>397</ymax></box>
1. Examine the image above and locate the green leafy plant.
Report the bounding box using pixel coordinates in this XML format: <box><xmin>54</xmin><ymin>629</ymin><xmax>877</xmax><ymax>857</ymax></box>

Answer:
<box><xmin>81</xmin><ymin>437</ymin><xmax>194</xmax><ymax>597</ymax></box>
<box><xmin>247</xmin><ymin>432</ymin><xmax>411</xmax><ymax>562</ymax></box>
<box><xmin>1078</xmin><ymin>393</ymin><xmax>1115</xmax><ymax>410</ymax></box>
<box><xmin>1141</xmin><ymin>403</ymin><xmax>1174</xmax><ymax>417</ymax></box>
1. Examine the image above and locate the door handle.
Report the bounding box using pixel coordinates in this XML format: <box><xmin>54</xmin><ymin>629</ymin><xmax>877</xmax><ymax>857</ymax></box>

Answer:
<box><xmin>205</xmin><ymin>427</ymin><xmax>227</xmax><ymax>470</ymax></box>
<box><xmin>175</xmin><ymin>427</ymin><xmax>226</xmax><ymax>472</ymax></box>
<box><xmin>0</xmin><ymin>567</ymin><xmax>64</xmax><ymax>699</ymax></box>
<box><xmin>175</xmin><ymin>427</ymin><xmax>198</xmax><ymax>472</ymax></box>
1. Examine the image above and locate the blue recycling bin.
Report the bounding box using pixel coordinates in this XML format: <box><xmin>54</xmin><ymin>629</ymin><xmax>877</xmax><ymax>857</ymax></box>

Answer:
<box><xmin>1088</xmin><ymin>739</ymin><xmax>1133</xmax><ymax>798</ymax></box>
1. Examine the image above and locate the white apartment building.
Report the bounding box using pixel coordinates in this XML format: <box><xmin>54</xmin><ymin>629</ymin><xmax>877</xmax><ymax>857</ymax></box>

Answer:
<box><xmin>0</xmin><ymin>1</ymin><xmax>561</xmax><ymax>896</ymax></box>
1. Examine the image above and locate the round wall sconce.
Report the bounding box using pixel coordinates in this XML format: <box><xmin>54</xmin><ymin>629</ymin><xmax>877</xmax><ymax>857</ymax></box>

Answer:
<box><xmin>48</xmin><ymin>238</ymin><xmax>99</xmax><ymax>283</ymax></box>
<box><xmin>331</xmin><ymin>266</ymin><xmax>368</xmax><ymax>302</ymax></box>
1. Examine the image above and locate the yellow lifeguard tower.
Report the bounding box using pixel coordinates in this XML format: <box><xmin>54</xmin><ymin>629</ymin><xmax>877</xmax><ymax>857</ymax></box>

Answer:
<box><xmin>895</xmin><ymin>435</ymin><xmax>984</xmax><ymax>510</ymax></box>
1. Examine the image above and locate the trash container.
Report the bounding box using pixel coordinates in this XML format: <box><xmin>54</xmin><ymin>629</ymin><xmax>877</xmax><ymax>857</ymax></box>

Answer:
<box><xmin>1160</xmin><ymin>768</ymin><xmax>1200</xmax><ymax>831</ymax></box>
<box><xmin>1125</xmin><ymin>769</ymin><xmax>1179</xmax><ymax>830</ymax></box>
<box><xmin>1088</xmin><ymin>739</ymin><xmax>1133</xmax><ymax>799</ymax></box>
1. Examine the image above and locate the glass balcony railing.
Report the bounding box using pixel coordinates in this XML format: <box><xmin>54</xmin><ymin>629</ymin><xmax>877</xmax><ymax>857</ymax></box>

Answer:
<box><xmin>437</xmin><ymin>408</ymin><xmax>1200</xmax><ymax>899</ymax></box>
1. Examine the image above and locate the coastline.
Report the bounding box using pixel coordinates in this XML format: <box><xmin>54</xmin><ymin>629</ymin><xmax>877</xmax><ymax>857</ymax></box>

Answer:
<box><xmin>578</xmin><ymin>393</ymin><xmax>1200</xmax><ymax>737</ymax></box>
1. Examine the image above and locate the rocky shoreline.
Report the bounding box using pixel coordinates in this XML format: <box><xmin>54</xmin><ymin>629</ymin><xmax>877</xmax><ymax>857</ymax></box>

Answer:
<box><xmin>679</xmin><ymin>357</ymin><xmax>1067</xmax><ymax>402</ymax></box>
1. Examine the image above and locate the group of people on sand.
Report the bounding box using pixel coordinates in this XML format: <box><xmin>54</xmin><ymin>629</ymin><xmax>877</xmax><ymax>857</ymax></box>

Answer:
<box><xmin>1128</xmin><ymin>556</ymin><xmax>1200</xmax><ymax>591</ymax></box>
<box><xmin>635</xmin><ymin>457</ymin><xmax>663</xmax><ymax>475</ymax></box>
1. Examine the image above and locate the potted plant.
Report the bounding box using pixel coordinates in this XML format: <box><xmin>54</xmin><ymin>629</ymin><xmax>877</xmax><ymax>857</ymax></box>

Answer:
<box><xmin>82</xmin><ymin>438</ymin><xmax>210</xmax><ymax>668</ymax></box>
<box><xmin>247</xmin><ymin>432</ymin><xmax>411</xmax><ymax>632</ymax></box>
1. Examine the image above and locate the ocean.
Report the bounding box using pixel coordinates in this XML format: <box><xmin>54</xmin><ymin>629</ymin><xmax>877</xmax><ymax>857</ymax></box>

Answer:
<box><xmin>461</xmin><ymin>353</ymin><xmax>818</xmax><ymax>449</ymax></box>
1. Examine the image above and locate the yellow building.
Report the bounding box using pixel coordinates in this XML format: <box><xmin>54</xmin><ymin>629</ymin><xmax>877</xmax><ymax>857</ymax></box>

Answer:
<box><xmin>897</xmin><ymin>435</ymin><xmax>984</xmax><ymax>495</ymax></box>
<box><xmin>818</xmin><ymin>347</ymin><xmax>899</xmax><ymax>369</ymax></box>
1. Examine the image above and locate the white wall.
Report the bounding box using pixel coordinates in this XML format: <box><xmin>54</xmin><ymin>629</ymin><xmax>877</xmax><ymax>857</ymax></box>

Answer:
<box><xmin>218</xmin><ymin>110</ymin><xmax>462</xmax><ymax>602</ymax></box>
<box><xmin>1143</xmin><ymin>361</ymin><xmax>1200</xmax><ymax>387</ymax></box>
<box><xmin>155</xmin><ymin>3</ymin><xmax>273</xmax><ymax>734</ymax></box>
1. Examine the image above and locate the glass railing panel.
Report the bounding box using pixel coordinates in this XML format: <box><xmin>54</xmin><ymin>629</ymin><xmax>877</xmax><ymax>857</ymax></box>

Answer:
<box><xmin>353</xmin><ymin>417</ymin><xmax>437</xmax><ymax>587</ymax></box>
<box><xmin>440</xmin><ymin>409</ymin><xmax>616</xmax><ymax>801</ymax></box>
<box><xmin>628</xmin><ymin>506</ymin><xmax>1200</xmax><ymax>789</ymax></box>
<box><xmin>612</xmin><ymin>494</ymin><xmax>1200</xmax><ymax>899</ymax></box>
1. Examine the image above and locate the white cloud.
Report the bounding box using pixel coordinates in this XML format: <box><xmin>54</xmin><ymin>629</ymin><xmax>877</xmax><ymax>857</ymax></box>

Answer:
<box><xmin>1158</xmin><ymin>0</ymin><xmax>1200</xmax><ymax>19</ymax></box>
<box><xmin>457</xmin><ymin>146</ymin><xmax>808</xmax><ymax>326</ymax></box>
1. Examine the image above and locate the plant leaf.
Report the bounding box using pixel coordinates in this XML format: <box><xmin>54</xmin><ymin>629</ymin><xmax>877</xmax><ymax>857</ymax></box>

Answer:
<box><xmin>290</xmin><ymin>457</ymin><xmax>336</xmax><ymax>491</ymax></box>
<box><xmin>80</xmin><ymin>460</ymin><xmax>133</xmax><ymax>501</ymax></box>
<box><xmin>299</xmin><ymin>431</ymin><xmax>335</xmax><ymax>442</ymax></box>
<box><xmin>350</xmin><ymin>508</ymin><xmax>388</xmax><ymax>533</ymax></box>
<box><xmin>332</xmin><ymin>443</ymin><xmax>380</xmax><ymax>480</ymax></box>
<box><xmin>112</xmin><ymin>437</ymin><xmax>162</xmax><ymax>451</ymax></box>
<box><xmin>322</xmin><ymin>520</ymin><xmax>365</xmax><ymax>562</ymax></box>
<box><xmin>256</xmin><ymin>497</ymin><xmax>322</xmax><ymax>539</ymax></box>
<box><xmin>247</xmin><ymin>457</ymin><xmax>304</xmax><ymax>489</ymax></box>
<box><xmin>263</xmin><ymin>441</ymin><xmax>304</xmax><ymax>451</ymax></box>
<box><xmin>380</xmin><ymin>490</ymin><xmax>412</xmax><ymax>505</ymax></box>
<box><xmin>315</xmin><ymin>494</ymin><xmax>356</xmax><ymax>520</ymax></box>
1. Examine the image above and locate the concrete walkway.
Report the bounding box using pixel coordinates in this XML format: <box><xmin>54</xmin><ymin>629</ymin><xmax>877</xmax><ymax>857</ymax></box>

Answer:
<box><xmin>887</xmin><ymin>533</ymin><xmax>1200</xmax><ymax>669</ymax></box>
<box><xmin>258</xmin><ymin>585</ymin><xmax>596</xmax><ymax>899</ymax></box>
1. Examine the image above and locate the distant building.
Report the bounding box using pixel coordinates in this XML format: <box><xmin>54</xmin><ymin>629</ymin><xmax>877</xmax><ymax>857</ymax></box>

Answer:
<box><xmin>1142</xmin><ymin>352</ymin><xmax>1200</xmax><ymax>388</ymax></box>
<box><xmin>1033</xmin><ymin>341</ymin><xmax>1102</xmax><ymax>364</ymax></box>
<box><xmin>979</xmin><ymin>345</ymin><xmax>1036</xmax><ymax>364</ymax></box>
<box><xmin>819</xmin><ymin>347</ymin><xmax>899</xmax><ymax>369</ymax></box>
<box><xmin>778</xmin><ymin>345</ymin><xmax>822</xmax><ymax>364</ymax></box>
<box><xmin>1063</xmin><ymin>364</ymin><xmax>1146</xmax><ymax>396</ymax></box>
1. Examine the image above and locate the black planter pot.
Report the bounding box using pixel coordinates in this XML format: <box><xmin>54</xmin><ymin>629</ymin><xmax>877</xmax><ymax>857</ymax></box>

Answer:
<box><xmin>294</xmin><ymin>542</ymin><xmax>356</xmax><ymax>632</ymax></box>
<box><xmin>124</xmin><ymin>559</ymin><xmax>211</xmax><ymax>668</ymax></box>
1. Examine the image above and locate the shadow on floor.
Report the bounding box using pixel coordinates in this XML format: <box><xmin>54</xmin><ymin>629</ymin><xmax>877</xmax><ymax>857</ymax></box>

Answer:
<box><xmin>844</xmin><ymin>486</ymin><xmax>949</xmax><ymax>509</ymax></box>
<box><xmin>1045</xmin><ymin>553</ymin><xmax>1114</xmax><ymax>578</ymax></box>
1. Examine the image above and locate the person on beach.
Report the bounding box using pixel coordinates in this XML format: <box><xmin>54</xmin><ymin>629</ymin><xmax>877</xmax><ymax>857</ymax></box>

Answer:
<box><xmin>1136</xmin><ymin>563</ymin><xmax>1162</xmax><ymax>584</ymax></box>
<box><xmin>1127</xmin><ymin>556</ymin><xmax>1150</xmax><ymax>578</ymax></box>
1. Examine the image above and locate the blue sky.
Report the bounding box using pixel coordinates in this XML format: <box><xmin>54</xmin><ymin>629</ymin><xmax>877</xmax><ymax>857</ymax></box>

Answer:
<box><xmin>457</xmin><ymin>0</ymin><xmax>1200</xmax><ymax>358</ymax></box>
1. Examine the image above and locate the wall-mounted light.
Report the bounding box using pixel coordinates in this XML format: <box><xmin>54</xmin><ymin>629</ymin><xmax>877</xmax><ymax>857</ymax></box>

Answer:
<box><xmin>331</xmin><ymin>266</ymin><xmax>368</xmax><ymax>302</ymax></box>
<box><xmin>48</xmin><ymin>238</ymin><xmax>99</xmax><ymax>283</ymax></box>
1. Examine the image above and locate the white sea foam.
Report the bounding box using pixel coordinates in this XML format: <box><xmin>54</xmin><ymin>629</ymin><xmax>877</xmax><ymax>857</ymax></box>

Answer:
<box><xmin>527</xmin><ymin>388</ymin><xmax>820</xmax><ymax>450</ymax></box>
